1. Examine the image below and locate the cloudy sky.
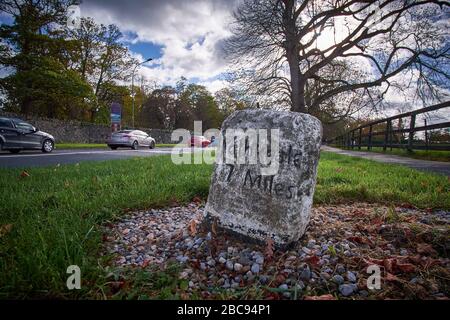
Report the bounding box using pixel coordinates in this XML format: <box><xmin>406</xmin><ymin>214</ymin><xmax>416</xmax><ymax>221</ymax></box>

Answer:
<box><xmin>79</xmin><ymin>0</ymin><xmax>237</xmax><ymax>93</ymax></box>
<box><xmin>0</xmin><ymin>0</ymin><xmax>447</xmax><ymax>117</ymax></box>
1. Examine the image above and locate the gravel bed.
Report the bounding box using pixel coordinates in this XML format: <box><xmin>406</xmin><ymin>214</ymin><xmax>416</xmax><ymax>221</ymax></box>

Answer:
<box><xmin>102</xmin><ymin>202</ymin><xmax>449</xmax><ymax>300</ymax></box>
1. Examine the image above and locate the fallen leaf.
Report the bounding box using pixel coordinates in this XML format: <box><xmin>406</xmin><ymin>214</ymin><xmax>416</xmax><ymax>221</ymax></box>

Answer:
<box><xmin>363</xmin><ymin>257</ymin><xmax>384</xmax><ymax>266</ymax></box>
<box><xmin>347</xmin><ymin>236</ymin><xmax>372</xmax><ymax>245</ymax></box>
<box><xmin>383</xmin><ymin>258</ymin><xmax>395</xmax><ymax>273</ymax></box>
<box><xmin>416</xmin><ymin>243</ymin><xmax>437</xmax><ymax>256</ymax></box>
<box><xmin>211</xmin><ymin>220</ymin><xmax>217</xmax><ymax>236</ymax></box>
<box><xmin>396</xmin><ymin>262</ymin><xmax>416</xmax><ymax>273</ymax></box>
<box><xmin>370</xmin><ymin>216</ymin><xmax>384</xmax><ymax>226</ymax></box>
<box><xmin>192</xmin><ymin>196</ymin><xmax>202</xmax><ymax>203</ymax></box>
<box><xmin>188</xmin><ymin>220</ymin><xmax>197</xmax><ymax>236</ymax></box>
<box><xmin>385</xmin><ymin>272</ymin><xmax>399</xmax><ymax>282</ymax></box>
<box><xmin>142</xmin><ymin>259</ymin><xmax>150</xmax><ymax>268</ymax></box>
<box><xmin>305</xmin><ymin>255</ymin><xmax>320</xmax><ymax>267</ymax></box>
<box><xmin>20</xmin><ymin>170</ymin><xmax>30</xmax><ymax>178</ymax></box>
<box><xmin>0</xmin><ymin>224</ymin><xmax>13</xmax><ymax>237</ymax></box>
<box><xmin>180</xmin><ymin>293</ymin><xmax>190</xmax><ymax>299</ymax></box>
<box><xmin>304</xmin><ymin>294</ymin><xmax>336</xmax><ymax>300</ymax></box>
<box><xmin>265</xmin><ymin>238</ymin><xmax>274</xmax><ymax>261</ymax></box>
<box><xmin>275</xmin><ymin>274</ymin><xmax>286</xmax><ymax>285</ymax></box>
<box><xmin>421</xmin><ymin>256</ymin><xmax>442</xmax><ymax>269</ymax></box>
<box><xmin>351</xmin><ymin>209</ymin><xmax>365</xmax><ymax>217</ymax></box>
<box><xmin>191</xmin><ymin>259</ymin><xmax>201</xmax><ymax>270</ymax></box>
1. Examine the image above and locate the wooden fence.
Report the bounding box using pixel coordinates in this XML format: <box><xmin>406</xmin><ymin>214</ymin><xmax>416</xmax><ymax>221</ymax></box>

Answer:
<box><xmin>329</xmin><ymin>101</ymin><xmax>450</xmax><ymax>151</ymax></box>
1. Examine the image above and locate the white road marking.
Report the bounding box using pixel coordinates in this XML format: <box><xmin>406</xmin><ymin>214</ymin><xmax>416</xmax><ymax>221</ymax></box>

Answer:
<box><xmin>0</xmin><ymin>149</ymin><xmax>177</xmax><ymax>158</ymax></box>
<box><xmin>0</xmin><ymin>147</ymin><xmax>213</xmax><ymax>159</ymax></box>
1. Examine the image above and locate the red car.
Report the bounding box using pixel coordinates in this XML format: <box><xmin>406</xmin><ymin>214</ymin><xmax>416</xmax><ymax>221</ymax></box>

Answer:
<box><xmin>191</xmin><ymin>135</ymin><xmax>211</xmax><ymax>148</ymax></box>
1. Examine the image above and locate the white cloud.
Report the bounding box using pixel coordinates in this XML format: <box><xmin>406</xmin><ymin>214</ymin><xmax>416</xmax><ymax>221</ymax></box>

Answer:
<box><xmin>198</xmin><ymin>79</ymin><xmax>229</xmax><ymax>94</ymax></box>
<box><xmin>80</xmin><ymin>0</ymin><xmax>235</xmax><ymax>90</ymax></box>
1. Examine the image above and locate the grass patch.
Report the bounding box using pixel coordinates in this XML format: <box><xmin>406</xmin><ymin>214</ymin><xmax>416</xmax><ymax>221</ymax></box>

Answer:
<box><xmin>56</xmin><ymin>143</ymin><xmax>107</xmax><ymax>149</ymax></box>
<box><xmin>315</xmin><ymin>152</ymin><xmax>449</xmax><ymax>207</ymax></box>
<box><xmin>336</xmin><ymin>146</ymin><xmax>450</xmax><ymax>162</ymax></box>
<box><xmin>0</xmin><ymin>151</ymin><xmax>448</xmax><ymax>298</ymax></box>
<box><xmin>156</xmin><ymin>144</ymin><xmax>178</xmax><ymax>148</ymax></box>
<box><xmin>56</xmin><ymin>143</ymin><xmax>177</xmax><ymax>149</ymax></box>
<box><xmin>0</xmin><ymin>155</ymin><xmax>211</xmax><ymax>298</ymax></box>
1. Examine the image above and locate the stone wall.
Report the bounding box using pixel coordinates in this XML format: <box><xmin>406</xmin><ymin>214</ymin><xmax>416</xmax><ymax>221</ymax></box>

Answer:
<box><xmin>0</xmin><ymin>111</ymin><xmax>174</xmax><ymax>144</ymax></box>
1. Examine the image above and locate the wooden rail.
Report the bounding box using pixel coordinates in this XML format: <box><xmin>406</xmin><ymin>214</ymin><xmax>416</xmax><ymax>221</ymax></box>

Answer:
<box><xmin>329</xmin><ymin>101</ymin><xmax>450</xmax><ymax>152</ymax></box>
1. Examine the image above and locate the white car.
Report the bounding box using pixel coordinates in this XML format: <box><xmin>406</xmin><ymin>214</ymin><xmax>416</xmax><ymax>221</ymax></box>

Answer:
<box><xmin>107</xmin><ymin>130</ymin><xmax>156</xmax><ymax>150</ymax></box>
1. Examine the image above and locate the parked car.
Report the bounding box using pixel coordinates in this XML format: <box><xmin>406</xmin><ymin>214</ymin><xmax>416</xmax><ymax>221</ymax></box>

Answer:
<box><xmin>190</xmin><ymin>135</ymin><xmax>211</xmax><ymax>148</ymax></box>
<box><xmin>107</xmin><ymin>130</ymin><xmax>156</xmax><ymax>150</ymax></box>
<box><xmin>0</xmin><ymin>117</ymin><xmax>55</xmax><ymax>153</ymax></box>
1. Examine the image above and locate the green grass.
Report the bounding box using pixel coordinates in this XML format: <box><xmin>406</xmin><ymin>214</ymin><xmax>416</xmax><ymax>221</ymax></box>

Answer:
<box><xmin>155</xmin><ymin>144</ymin><xmax>178</xmax><ymax>148</ymax></box>
<box><xmin>314</xmin><ymin>152</ymin><xmax>449</xmax><ymax>207</ymax></box>
<box><xmin>337</xmin><ymin>146</ymin><xmax>450</xmax><ymax>162</ymax></box>
<box><xmin>0</xmin><ymin>155</ymin><xmax>211</xmax><ymax>298</ymax></box>
<box><xmin>56</xmin><ymin>143</ymin><xmax>177</xmax><ymax>149</ymax></box>
<box><xmin>0</xmin><ymin>151</ymin><xmax>448</xmax><ymax>298</ymax></box>
<box><xmin>56</xmin><ymin>143</ymin><xmax>108</xmax><ymax>149</ymax></box>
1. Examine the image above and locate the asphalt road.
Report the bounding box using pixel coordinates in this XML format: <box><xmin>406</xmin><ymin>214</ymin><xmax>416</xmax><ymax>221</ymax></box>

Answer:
<box><xmin>0</xmin><ymin>147</ymin><xmax>186</xmax><ymax>168</ymax></box>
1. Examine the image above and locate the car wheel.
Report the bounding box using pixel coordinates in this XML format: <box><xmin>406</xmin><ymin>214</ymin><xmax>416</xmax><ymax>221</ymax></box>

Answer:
<box><xmin>149</xmin><ymin>141</ymin><xmax>155</xmax><ymax>149</ymax></box>
<box><xmin>42</xmin><ymin>139</ymin><xmax>54</xmax><ymax>153</ymax></box>
<box><xmin>110</xmin><ymin>146</ymin><xmax>118</xmax><ymax>150</ymax></box>
<box><xmin>131</xmin><ymin>140</ymin><xmax>138</xmax><ymax>150</ymax></box>
<box><xmin>9</xmin><ymin>149</ymin><xmax>20</xmax><ymax>154</ymax></box>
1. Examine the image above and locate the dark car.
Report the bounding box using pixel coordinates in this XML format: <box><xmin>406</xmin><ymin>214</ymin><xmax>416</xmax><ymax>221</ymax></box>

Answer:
<box><xmin>0</xmin><ymin>117</ymin><xmax>55</xmax><ymax>153</ymax></box>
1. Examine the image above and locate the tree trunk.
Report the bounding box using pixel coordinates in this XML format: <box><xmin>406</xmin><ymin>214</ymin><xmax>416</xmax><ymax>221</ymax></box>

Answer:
<box><xmin>286</xmin><ymin>52</ymin><xmax>307</xmax><ymax>113</ymax></box>
<box><xmin>20</xmin><ymin>96</ymin><xmax>32</xmax><ymax>115</ymax></box>
<box><xmin>282</xmin><ymin>0</ymin><xmax>307</xmax><ymax>114</ymax></box>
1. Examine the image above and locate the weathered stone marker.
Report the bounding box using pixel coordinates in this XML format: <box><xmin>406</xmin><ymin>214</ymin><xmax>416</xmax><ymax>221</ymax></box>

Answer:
<box><xmin>204</xmin><ymin>109</ymin><xmax>322</xmax><ymax>247</ymax></box>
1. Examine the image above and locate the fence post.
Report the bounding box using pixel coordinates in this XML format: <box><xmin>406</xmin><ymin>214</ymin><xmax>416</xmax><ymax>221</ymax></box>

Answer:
<box><xmin>389</xmin><ymin>122</ymin><xmax>394</xmax><ymax>151</ymax></box>
<box><xmin>368</xmin><ymin>125</ymin><xmax>372</xmax><ymax>150</ymax></box>
<box><xmin>408</xmin><ymin>114</ymin><xmax>416</xmax><ymax>152</ymax></box>
<box><xmin>351</xmin><ymin>130</ymin><xmax>355</xmax><ymax>149</ymax></box>
<box><xmin>424</xmin><ymin>119</ymin><xmax>428</xmax><ymax>151</ymax></box>
<box><xmin>383</xmin><ymin>120</ymin><xmax>390</xmax><ymax>151</ymax></box>
<box><xmin>358</xmin><ymin>128</ymin><xmax>362</xmax><ymax>150</ymax></box>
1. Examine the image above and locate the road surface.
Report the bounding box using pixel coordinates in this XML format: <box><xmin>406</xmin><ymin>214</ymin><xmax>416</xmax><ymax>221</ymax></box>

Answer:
<box><xmin>2</xmin><ymin>145</ymin><xmax>449</xmax><ymax>176</ymax></box>
<box><xmin>322</xmin><ymin>145</ymin><xmax>450</xmax><ymax>176</ymax></box>
<box><xmin>0</xmin><ymin>147</ymin><xmax>193</xmax><ymax>168</ymax></box>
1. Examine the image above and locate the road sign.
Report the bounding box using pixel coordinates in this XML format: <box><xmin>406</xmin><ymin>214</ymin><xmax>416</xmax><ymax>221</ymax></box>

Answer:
<box><xmin>111</xmin><ymin>102</ymin><xmax>122</xmax><ymax>132</ymax></box>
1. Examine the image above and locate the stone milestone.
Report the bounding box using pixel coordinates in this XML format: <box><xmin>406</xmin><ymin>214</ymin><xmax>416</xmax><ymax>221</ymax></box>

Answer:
<box><xmin>204</xmin><ymin>109</ymin><xmax>322</xmax><ymax>247</ymax></box>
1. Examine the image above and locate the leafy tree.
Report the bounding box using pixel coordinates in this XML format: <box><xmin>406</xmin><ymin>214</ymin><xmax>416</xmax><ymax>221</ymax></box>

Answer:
<box><xmin>214</xmin><ymin>87</ymin><xmax>248</xmax><ymax>116</ymax></box>
<box><xmin>0</xmin><ymin>0</ymin><xmax>82</xmax><ymax>115</ymax></box>
<box><xmin>68</xmin><ymin>18</ymin><xmax>137</xmax><ymax>122</ymax></box>
<box><xmin>140</xmin><ymin>86</ymin><xmax>178</xmax><ymax>129</ymax></box>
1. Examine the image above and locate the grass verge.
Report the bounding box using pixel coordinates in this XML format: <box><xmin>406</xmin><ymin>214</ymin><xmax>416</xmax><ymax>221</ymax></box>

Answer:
<box><xmin>336</xmin><ymin>146</ymin><xmax>450</xmax><ymax>162</ymax></box>
<box><xmin>0</xmin><ymin>151</ymin><xmax>448</xmax><ymax>298</ymax></box>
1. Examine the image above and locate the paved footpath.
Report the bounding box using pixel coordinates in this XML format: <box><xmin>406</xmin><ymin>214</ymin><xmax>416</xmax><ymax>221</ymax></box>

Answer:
<box><xmin>321</xmin><ymin>145</ymin><xmax>450</xmax><ymax>177</ymax></box>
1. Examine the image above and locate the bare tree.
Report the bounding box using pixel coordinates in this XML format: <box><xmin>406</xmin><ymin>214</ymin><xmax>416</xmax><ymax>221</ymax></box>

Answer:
<box><xmin>225</xmin><ymin>0</ymin><xmax>449</xmax><ymax>121</ymax></box>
